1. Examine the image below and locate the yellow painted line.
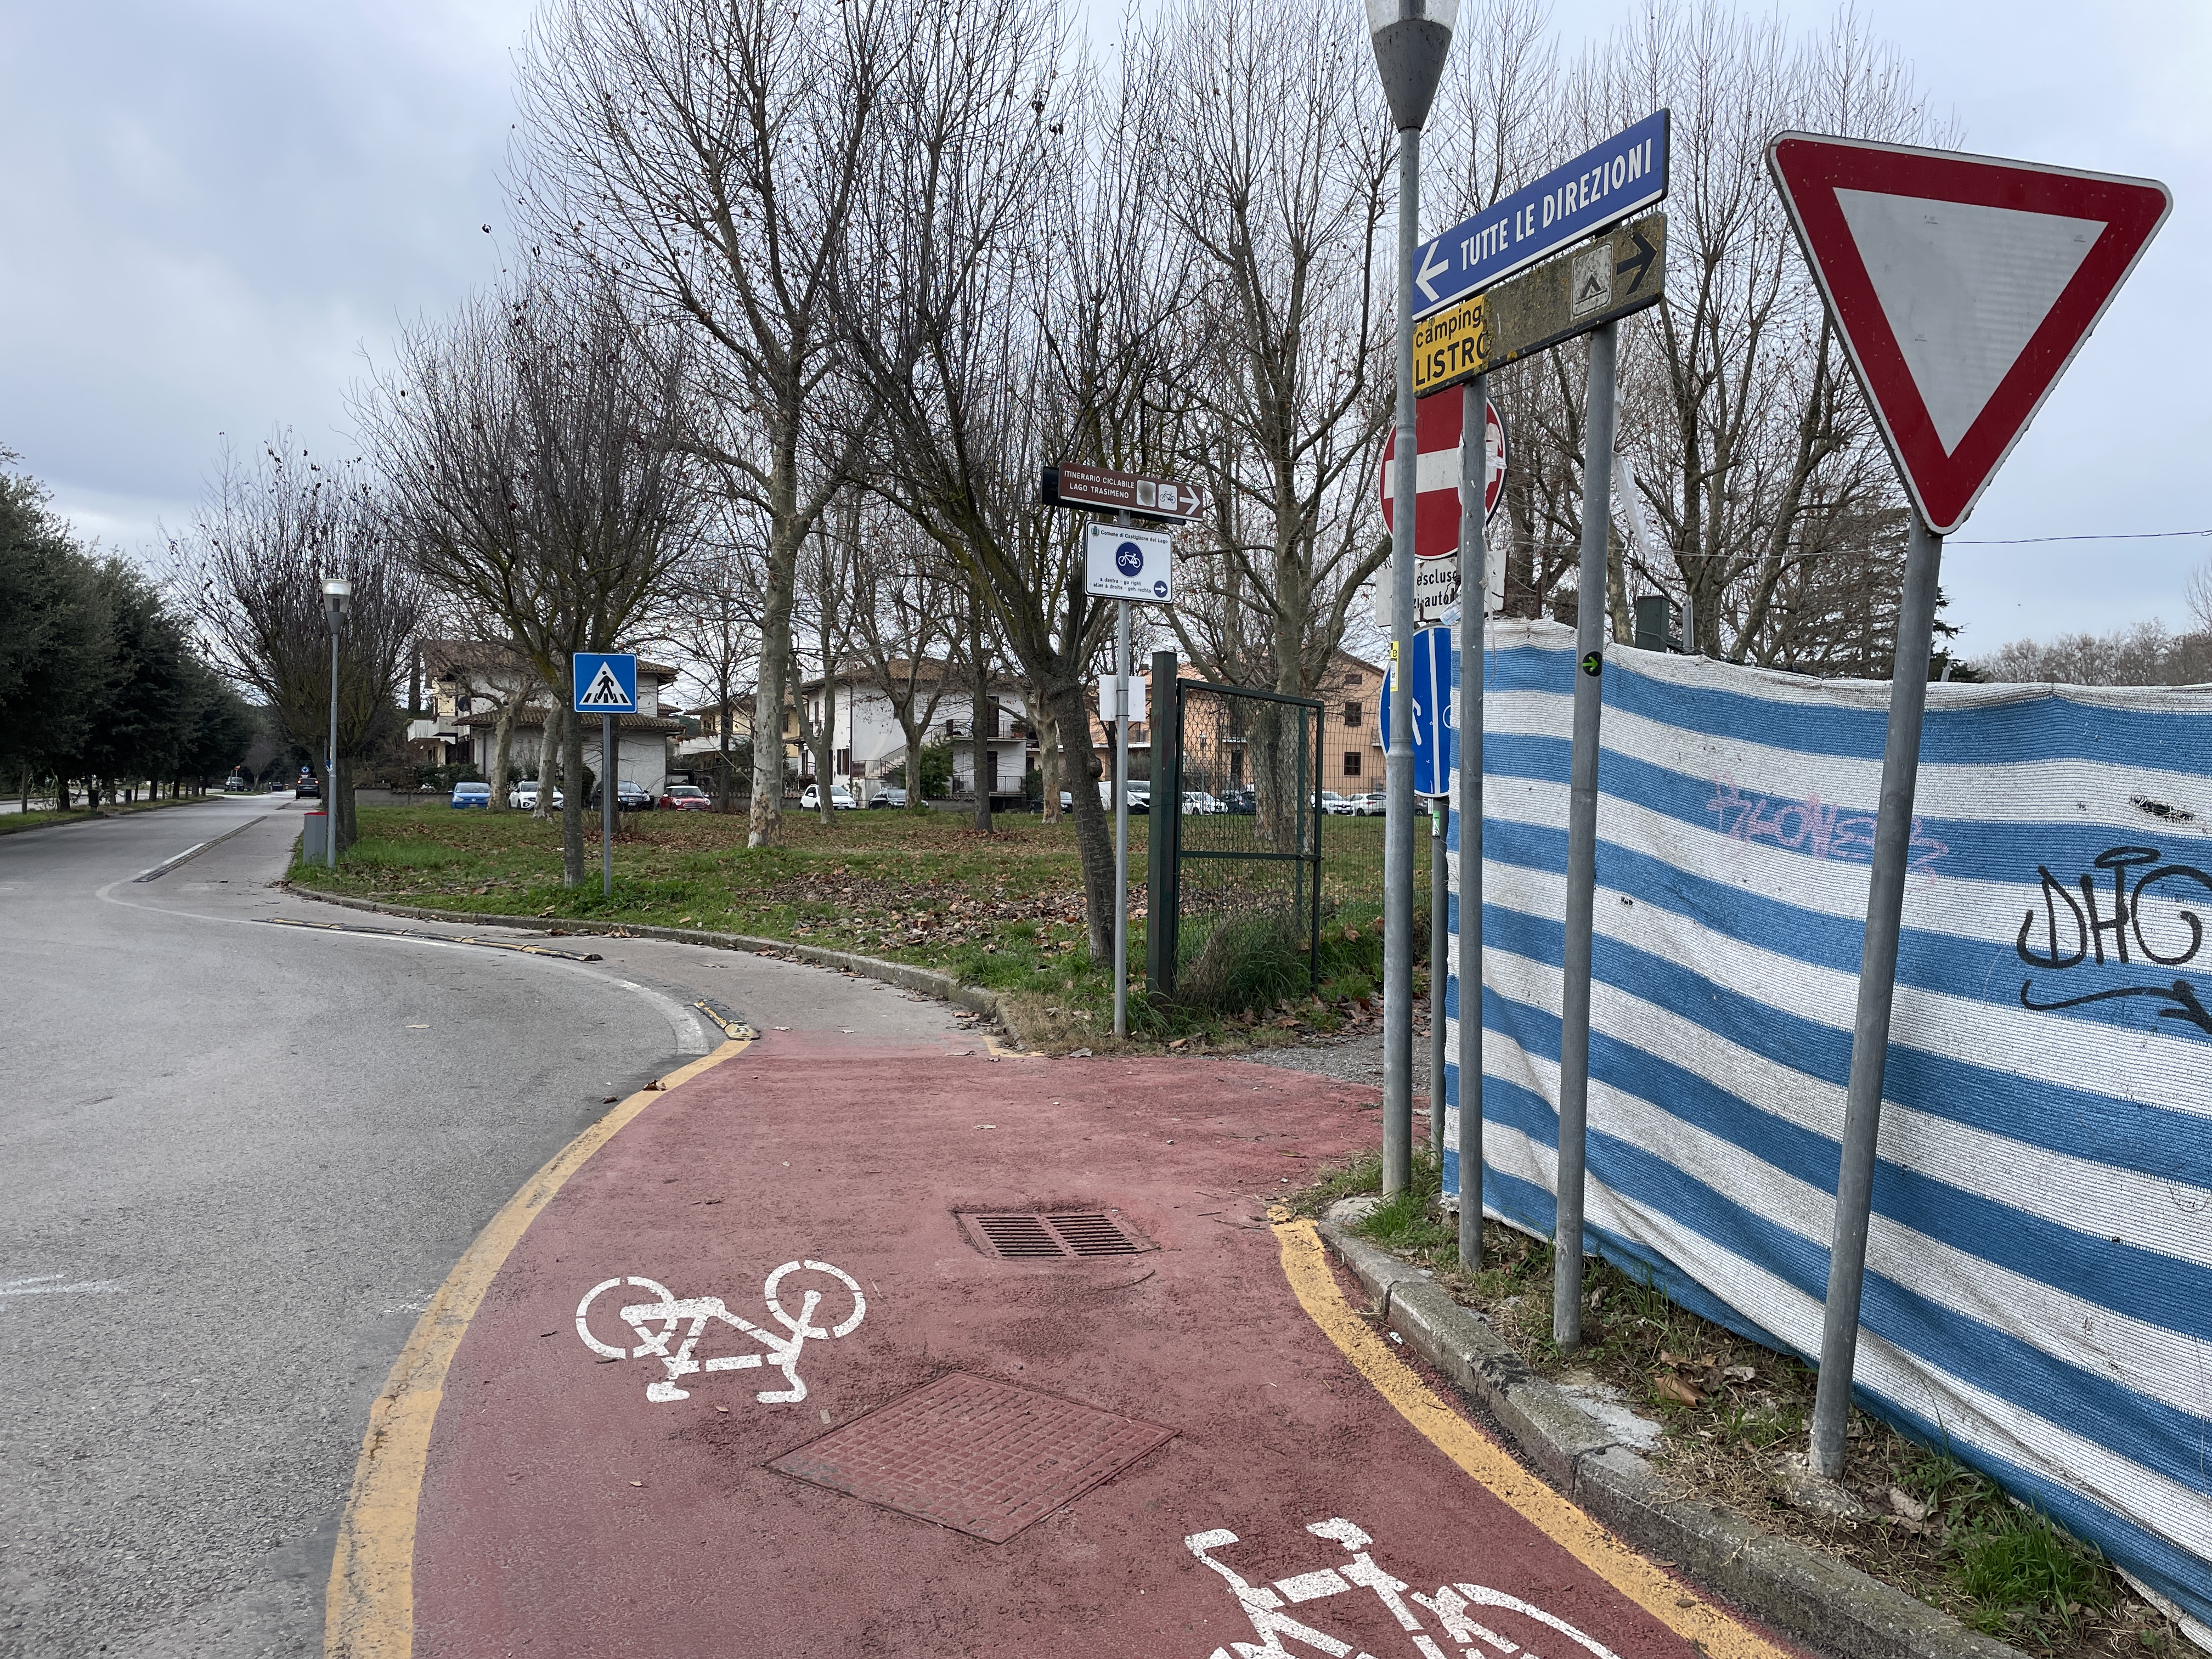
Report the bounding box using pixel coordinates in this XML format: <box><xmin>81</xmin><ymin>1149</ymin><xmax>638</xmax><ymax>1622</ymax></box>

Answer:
<box><xmin>323</xmin><ymin>1036</ymin><xmax>753</xmax><ymax>1658</ymax></box>
<box><xmin>1273</xmin><ymin>1215</ymin><xmax>1799</xmax><ymax>1659</ymax></box>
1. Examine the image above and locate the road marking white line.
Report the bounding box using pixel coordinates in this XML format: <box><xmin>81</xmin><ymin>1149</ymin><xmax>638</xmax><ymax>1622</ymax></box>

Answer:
<box><xmin>1</xmin><ymin>1276</ymin><xmax>123</xmax><ymax>1299</ymax></box>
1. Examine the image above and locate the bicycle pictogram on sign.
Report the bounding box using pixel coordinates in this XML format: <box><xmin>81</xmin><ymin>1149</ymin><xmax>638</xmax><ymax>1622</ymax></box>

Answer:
<box><xmin>575</xmin><ymin>1260</ymin><xmax>867</xmax><ymax>1405</ymax></box>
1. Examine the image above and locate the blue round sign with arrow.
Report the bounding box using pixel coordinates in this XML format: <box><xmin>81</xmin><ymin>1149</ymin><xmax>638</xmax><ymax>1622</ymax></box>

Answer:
<box><xmin>1379</xmin><ymin>627</ymin><xmax>1457</xmax><ymax>798</ymax></box>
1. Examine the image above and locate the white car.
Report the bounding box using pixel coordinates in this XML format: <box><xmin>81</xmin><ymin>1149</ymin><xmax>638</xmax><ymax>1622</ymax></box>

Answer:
<box><xmin>800</xmin><ymin>783</ymin><xmax>857</xmax><ymax>810</ymax></box>
<box><xmin>1349</xmin><ymin>792</ymin><xmax>1387</xmax><ymax>816</ymax></box>
<box><xmin>1317</xmin><ymin>791</ymin><xmax>1358</xmax><ymax>815</ymax></box>
<box><xmin>1181</xmin><ymin>791</ymin><xmax>1226</xmax><ymax>815</ymax></box>
<box><xmin>509</xmin><ymin>781</ymin><xmax>564</xmax><ymax>810</ymax></box>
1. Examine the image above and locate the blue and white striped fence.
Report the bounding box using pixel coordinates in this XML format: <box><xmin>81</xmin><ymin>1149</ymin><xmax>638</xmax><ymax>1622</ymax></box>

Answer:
<box><xmin>1444</xmin><ymin>620</ymin><xmax>2212</xmax><ymax>1629</ymax></box>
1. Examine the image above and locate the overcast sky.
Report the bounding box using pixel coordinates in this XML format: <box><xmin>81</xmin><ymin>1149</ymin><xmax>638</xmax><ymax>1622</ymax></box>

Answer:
<box><xmin>3</xmin><ymin>0</ymin><xmax>2206</xmax><ymax>657</ymax></box>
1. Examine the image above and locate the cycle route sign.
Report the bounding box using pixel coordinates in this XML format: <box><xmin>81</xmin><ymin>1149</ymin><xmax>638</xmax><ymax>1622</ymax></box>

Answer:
<box><xmin>1085</xmin><ymin>523</ymin><xmax>1175</xmax><ymax>604</ymax></box>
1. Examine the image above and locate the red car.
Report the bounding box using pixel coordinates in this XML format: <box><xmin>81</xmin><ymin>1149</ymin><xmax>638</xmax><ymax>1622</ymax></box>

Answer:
<box><xmin>657</xmin><ymin>785</ymin><xmax>714</xmax><ymax>811</ymax></box>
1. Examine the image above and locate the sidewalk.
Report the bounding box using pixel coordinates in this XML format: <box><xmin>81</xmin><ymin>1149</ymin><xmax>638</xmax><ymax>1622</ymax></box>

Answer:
<box><xmin>348</xmin><ymin>1030</ymin><xmax>1810</xmax><ymax>1659</ymax></box>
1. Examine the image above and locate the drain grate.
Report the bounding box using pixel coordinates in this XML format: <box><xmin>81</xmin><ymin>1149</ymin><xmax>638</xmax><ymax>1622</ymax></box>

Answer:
<box><xmin>769</xmin><ymin>1372</ymin><xmax>1175</xmax><ymax>1542</ymax></box>
<box><xmin>962</xmin><ymin>1210</ymin><xmax>1150</xmax><ymax>1260</ymax></box>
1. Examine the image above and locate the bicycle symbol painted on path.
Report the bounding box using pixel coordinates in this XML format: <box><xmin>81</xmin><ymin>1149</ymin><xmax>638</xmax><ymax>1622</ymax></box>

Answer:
<box><xmin>1188</xmin><ymin>1517</ymin><xmax>1622</xmax><ymax>1659</ymax></box>
<box><xmin>575</xmin><ymin>1260</ymin><xmax>867</xmax><ymax>1405</ymax></box>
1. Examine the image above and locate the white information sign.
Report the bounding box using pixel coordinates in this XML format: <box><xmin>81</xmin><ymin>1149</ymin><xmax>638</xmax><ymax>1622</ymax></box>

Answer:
<box><xmin>1085</xmin><ymin>524</ymin><xmax>1174</xmax><ymax>604</ymax></box>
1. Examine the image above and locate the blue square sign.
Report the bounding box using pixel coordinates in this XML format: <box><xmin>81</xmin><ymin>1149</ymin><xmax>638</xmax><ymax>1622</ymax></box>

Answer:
<box><xmin>573</xmin><ymin>652</ymin><xmax>637</xmax><ymax>714</ymax></box>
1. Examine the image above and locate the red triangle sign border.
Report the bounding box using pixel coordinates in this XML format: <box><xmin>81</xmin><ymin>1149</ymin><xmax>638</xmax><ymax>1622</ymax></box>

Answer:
<box><xmin>1768</xmin><ymin>132</ymin><xmax>2170</xmax><ymax>535</ymax></box>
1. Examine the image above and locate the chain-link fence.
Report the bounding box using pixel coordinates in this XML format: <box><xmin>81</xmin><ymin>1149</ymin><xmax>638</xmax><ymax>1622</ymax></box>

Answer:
<box><xmin>1146</xmin><ymin>677</ymin><xmax>1322</xmax><ymax>1004</ymax></box>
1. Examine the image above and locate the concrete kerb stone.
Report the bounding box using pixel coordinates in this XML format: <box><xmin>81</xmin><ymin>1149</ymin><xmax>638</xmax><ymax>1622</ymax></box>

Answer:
<box><xmin>1314</xmin><ymin>1221</ymin><xmax>2029</xmax><ymax>1659</ymax></box>
<box><xmin>286</xmin><ymin>889</ymin><xmax>1007</xmax><ymax>1022</ymax></box>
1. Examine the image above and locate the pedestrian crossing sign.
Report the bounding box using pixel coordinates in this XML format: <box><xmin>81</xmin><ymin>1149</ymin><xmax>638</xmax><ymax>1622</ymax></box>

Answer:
<box><xmin>572</xmin><ymin>652</ymin><xmax>637</xmax><ymax>714</ymax></box>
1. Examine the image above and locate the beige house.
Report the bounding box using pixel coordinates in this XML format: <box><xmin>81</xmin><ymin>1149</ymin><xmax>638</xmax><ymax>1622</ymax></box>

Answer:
<box><xmin>409</xmin><ymin>641</ymin><xmax>683</xmax><ymax>794</ymax></box>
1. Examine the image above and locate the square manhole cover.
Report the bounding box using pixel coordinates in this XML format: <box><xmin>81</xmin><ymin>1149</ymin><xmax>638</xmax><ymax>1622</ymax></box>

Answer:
<box><xmin>768</xmin><ymin>1372</ymin><xmax>1175</xmax><ymax>1543</ymax></box>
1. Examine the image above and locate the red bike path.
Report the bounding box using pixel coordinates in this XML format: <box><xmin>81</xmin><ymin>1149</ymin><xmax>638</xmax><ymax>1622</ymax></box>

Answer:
<box><xmin>356</xmin><ymin>1030</ymin><xmax>1812</xmax><ymax>1659</ymax></box>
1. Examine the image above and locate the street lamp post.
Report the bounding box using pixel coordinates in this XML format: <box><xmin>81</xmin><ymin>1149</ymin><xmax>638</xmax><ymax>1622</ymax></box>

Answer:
<box><xmin>321</xmin><ymin>577</ymin><xmax>353</xmax><ymax>870</ymax></box>
<box><xmin>1367</xmin><ymin>0</ymin><xmax>1457</xmax><ymax>1197</ymax></box>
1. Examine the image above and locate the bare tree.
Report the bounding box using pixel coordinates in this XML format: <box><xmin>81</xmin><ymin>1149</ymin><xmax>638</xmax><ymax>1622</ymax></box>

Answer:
<box><xmin>1566</xmin><ymin>1</ymin><xmax>1944</xmax><ymax>659</ymax></box>
<box><xmin>515</xmin><ymin>0</ymin><xmax>892</xmax><ymax>850</ymax></box>
<box><xmin>364</xmin><ymin>275</ymin><xmax>701</xmax><ymax>885</ymax></box>
<box><xmin>1150</xmin><ymin>0</ymin><xmax>1395</xmax><ymax>715</ymax></box>
<box><xmin>171</xmin><ymin>436</ymin><xmax>427</xmax><ymax>854</ymax></box>
<box><xmin>833</xmin><ymin>0</ymin><xmax>1155</xmax><ymax>958</ymax></box>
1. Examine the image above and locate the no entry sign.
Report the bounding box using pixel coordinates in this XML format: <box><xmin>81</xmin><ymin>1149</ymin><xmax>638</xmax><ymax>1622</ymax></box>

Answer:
<box><xmin>1379</xmin><ymin>394</ymin><xmax>1506</xmax><ymax>559</ymax></box>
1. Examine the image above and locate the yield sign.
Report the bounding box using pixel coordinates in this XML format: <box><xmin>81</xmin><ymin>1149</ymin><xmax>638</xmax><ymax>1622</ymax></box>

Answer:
<box><xmin>1380</xmin><ymin>394</ymin><xmax>1506</xmax><ymax>558</ymax></box>
<box><xmin>1768</xmin><ymin>133</ymin><xmax>2169</xmax><ymax>534</ymax></box>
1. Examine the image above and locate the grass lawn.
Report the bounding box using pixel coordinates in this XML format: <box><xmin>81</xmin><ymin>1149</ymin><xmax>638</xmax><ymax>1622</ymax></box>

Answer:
<box><xmin>0</xmin><ymin>795</ymin><xmax>228</xmax><ymax>837</ymax></box>
<box><xmin>289</xmin><ymin>802</ymin><xmax>1435</xmax><ymax>1051</ymax></box>
<box><xmin>1291</xmin><ymin>1152</ymin><xmax>2183</xmax><ymax>1658</ymax></box>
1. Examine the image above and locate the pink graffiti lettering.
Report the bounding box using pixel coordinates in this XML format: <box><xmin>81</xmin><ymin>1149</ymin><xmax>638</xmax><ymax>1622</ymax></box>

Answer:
<box><xmin>1706</xmin><ymin>777</ymin><xmax>1946</xmax><ymax>870</ymax></box>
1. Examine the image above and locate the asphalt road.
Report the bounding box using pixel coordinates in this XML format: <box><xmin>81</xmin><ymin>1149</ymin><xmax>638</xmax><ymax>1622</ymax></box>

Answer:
<box><xmin>0</xmin><ymin>797</ymin><xmax>964</xmax><ymax>1658</ymax></box>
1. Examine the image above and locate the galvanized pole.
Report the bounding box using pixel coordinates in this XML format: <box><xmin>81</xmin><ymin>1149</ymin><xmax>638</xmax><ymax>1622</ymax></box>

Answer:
<box><xmin>601</xmin><ymin>712</ymin><xmax>616</xmax><ymax>897</ymax></box>
<box><xmin>1114</xmin><ymin>582</ymin><xmax>1132</xmax><ymax>1040</ymax></box>
<box><xmin>1458</xmin><ymin>372</ymin><xmax>1486</xmax><ymax>1271</ymax></box>
<box><xmin>326</xmin><ymin>627</ymin><xmax>340</xmax><ymax>870</ymax></box>
<box><xmin>1383</xmin><ymin>121</ymin><xmax>1421</xmax><ymax>1198</ymax></box>
<box><xmin>1553</xmin><ymin>320</ymin><xmax>1618</xmax><ymax>1348</ymax></box>
<box><xmin>1809</xmin><ymin>514</ymin><xmax>1944</xmax><ymax>1477</ymax></box>
<box><xmin>1430</xmin><ymin>800</ymin><xmax>1446</xmax><ymax>1151</ymax></box>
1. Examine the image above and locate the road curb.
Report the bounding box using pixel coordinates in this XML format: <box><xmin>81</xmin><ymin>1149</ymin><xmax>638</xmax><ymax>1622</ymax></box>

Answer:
<box><xmin>1314</xmin><ymin>1222</ymin><xmax>2029</xmax><ymax>1659</ymax></box>
<box><xmin>287</xmin><ymin>887</ymin><xmax>1006</xmax><ymax>1021</ymax></box>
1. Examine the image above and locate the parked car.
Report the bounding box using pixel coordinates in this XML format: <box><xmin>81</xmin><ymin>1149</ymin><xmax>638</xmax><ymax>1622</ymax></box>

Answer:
<box><xmin>869</xmin><ymin>786</ymin><xmax>909</xmax><ymax>808</ymax></box>
<box><xmin>799</xmin><ymin>783</ymin><xmax>858</xmax><ymax>811</ymax></box>
<box><xmin>1181</xmin><ymin>791</ymin><xmax>1226</xmax><ymax>815</ymax></box>
<box><xmin>658</xmin><ymin>784</ymin><xmax>713</xmax><ymax>811</ymax></box>
<box><xmin>223</xmin><ymin>776</ymin><xmax>247</xmax><ymax>793</ymax></box>
<box><xmin>1219</xmin><ymin>787</ymin><xmax>1256</xmax><ymax>814</ymax></box>
<box><xmin>592</xmin><ymin>780</ymin><xmax>654</xmax><ymax>811</ymax></box>
<box><xmin>1317</xmin><ymin>790</ymin><xmax>1357</xmax><ymax>815</ymax></box>
<box><xmin>450</xmin><ymin>781</ymin><xmax>492</xmax><ymax>809</ymax></box>
<box><xmin>1349</xmin><ymin>792</ymin><xmax>1387</xmax><ymax>816</ymax></box>
<box><xmin>507</xmin><ymin>781</ymin><xmax>563</xmax><ymax>810</ymax></box>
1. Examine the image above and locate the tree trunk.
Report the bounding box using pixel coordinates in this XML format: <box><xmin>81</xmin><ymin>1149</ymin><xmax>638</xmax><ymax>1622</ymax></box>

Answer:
<box><xmin>814</xmin><ymin>679</ymin><xmax>837</xmax><ymax>825</ymax></box>
<box><xmin>751</xmin><ymin>523</ymin><xmax>800</xmax><ymax>848</ymax></box>
<box><xmin>535</xmin><ymin>706</ymin><xmax>563</xmax><ymax>821</ymax></box>
<box><xmin>561</xmin><ymin>698</ymin><xmax>587</xmax><ymax>886</ymax></box>
<box><xmin>488</xmin><ymin>703</ymin><xmax>518</xmax><ymax>812</ymax></box>
<box><xmin>716</xmin><ymin>724</ymin><xmax>735</xmax><ymax>812</ymax></box>
<box><xmin>335</xmin><ymin>757</ymin><xmax>357</xmax><ymax>854</ymax></box>
<box><xmin>1039</xmin><ymin>707</ymin><xmax>1062</xmax><ymax>823</ymax></box>
<box><xmin>1607</xmin><ymin>523</ymin><xmax>1634</xmax><ymax>647</ymax></box>
<box><xmin>1052</xmin><ymin>681</ymin><xmax>1117</xmax><ymax>962</ymax></box>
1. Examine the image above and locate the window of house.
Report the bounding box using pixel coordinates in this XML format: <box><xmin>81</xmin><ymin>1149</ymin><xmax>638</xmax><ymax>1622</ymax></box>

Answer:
<box><xmin>1344</xmin><ymin>701</ymin><xmax>1363</xmax><ymax>726</ymax></box>
<box><xmin>1129</xmin><ymin>722</ymin><xmax>1146</xmax><ymax>743</ymax></box>
<box><xmin>1230</xmin><ymin>751</ymin><xmax>1244</xmax><ymax>783</ymax></box>
<box><xmin>1344</xmin><ymin>751</ymin><xmax>1362</xmax><ymax>778</ymax></box>
<box><xmin>836</xmin><ymin>748</ymin><xmax>851</xmax><ymax>776</ymax></box>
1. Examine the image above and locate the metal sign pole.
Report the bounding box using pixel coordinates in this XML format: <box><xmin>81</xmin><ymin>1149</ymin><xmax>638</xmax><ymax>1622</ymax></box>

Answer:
<box><xmin>1114</xmin><ymin>589</ymin><xmax>1131</xmax><ymax>1040</ymax></box>
<box><xmin>1430</xmin><ymin>799</ymin><xmax>1446</xmax><ymax>1150</ymax></box>
<box><xmin>601</xmin><ymin>712</ymin><xmax>617</xmax><ymax>897</ymax></box>
<box><xmin>1383</xmin><ymin>121</ymin><xmax>1423</xmax><ymax>1199</ymax></box>
<box><xmin>1458</xmin><ymin>370</ymin><xmax>1486</xmax><ymax>1271</ymax></box>
<box><xmin>1553</xmin><ymin>319</ymin><xmax>1618</xmax><ymax>1348</ymax></box>
<box><xmin>326</xmin><ymin>628</ymin><xmax>340</xmax><ymax>869</ymax></box>
<box><xmin>1809</xmin><ymin>513</ymin><xmax>1944</xmax><ymax>1477</ymax></box>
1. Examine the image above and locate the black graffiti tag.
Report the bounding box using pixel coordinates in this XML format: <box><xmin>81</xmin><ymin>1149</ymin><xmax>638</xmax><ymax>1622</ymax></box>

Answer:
<box><xmin>2016</xmin><ymin>845</ymin><xmax>2212</xmax><ymax>1037</ymax></box>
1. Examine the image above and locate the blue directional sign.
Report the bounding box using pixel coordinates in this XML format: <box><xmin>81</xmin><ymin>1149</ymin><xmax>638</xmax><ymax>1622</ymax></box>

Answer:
<box><xmin>572</xmin><ymin>652</ymin><xmax>637</xmax><ymax>714</ymax></box>
<box><xmin>1412</xmin><ymin>110</ymin><xmax>1669</xmax><ymax>319</ymax></box>
<box><xmin>1379</xmin><ymin>628</ymin><xmax>1457</xmax><ymax>798</ymax></box>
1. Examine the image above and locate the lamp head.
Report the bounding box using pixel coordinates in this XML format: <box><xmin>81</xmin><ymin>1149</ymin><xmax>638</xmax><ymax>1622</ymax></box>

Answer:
<box><xmin>321</xmin><ymin>575</ymin><xmax>353</xmax><ymax>627</ymax></box>
<box><xmin>1365</xmin><ymin>0</ymin><xmax>1458</xmax><ymax>133</ymax></box>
